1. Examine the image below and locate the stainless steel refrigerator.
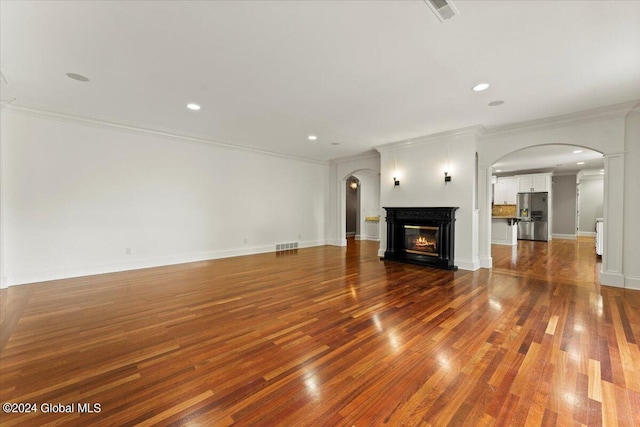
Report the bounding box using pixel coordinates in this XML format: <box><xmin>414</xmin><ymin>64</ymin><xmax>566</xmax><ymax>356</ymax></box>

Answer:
<box><xmin>517</xmin><ymin>192</ymin><xmax>549</xmax><ymax>241</ymax></box>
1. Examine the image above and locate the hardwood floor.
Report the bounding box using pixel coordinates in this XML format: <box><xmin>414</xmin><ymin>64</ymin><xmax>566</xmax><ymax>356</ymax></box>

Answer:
<box><xmin>1</xmin><ymin>238</ymin><xmax>639</xmax><ymax>426</ymax></box>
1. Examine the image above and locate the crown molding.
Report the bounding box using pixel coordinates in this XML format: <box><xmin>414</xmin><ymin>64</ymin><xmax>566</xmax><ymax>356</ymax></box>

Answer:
<box><xmin>577</xmin><ymin>174</ymin><xmax>605</xmax><ymax>182</ymax></box>
<box><xmin>482</xmin><ymin>100</ymin><xmax>639</xmax><ymax>139</ymax></box>
<box><xmin>1</xmin><ymin>100</ymin><xmax>329</xmax><ymax>166</ymax></box>
<box><xmin>330</xmin><ymin>149</ymin><xmax>380</xmax><ymax>164</ymax></box>
<box><xmin>551</xmin><ymin>171</ymin><xmax>578</xmax><ymax>177</ymax></box>
<box><xmin>374</xmin><ymin>125</ymin><xmax>485</xmax><ymax>153</ymax></box>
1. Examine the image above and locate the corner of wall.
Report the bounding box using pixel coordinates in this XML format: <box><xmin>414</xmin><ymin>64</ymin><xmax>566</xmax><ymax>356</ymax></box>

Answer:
<box><xmin>455</xmin><ymin>258</ymin><xmax>481</xmax><ymax>271</ymax></box>
<box><xmin>599</xmin><ymin>270</ymin><xmax>625</xmax><ymax>288</ymax></box>
<box><xmin>479</xmin><ymin>256</ymin><xmax>492</xmax><ymax>269</ymax></box>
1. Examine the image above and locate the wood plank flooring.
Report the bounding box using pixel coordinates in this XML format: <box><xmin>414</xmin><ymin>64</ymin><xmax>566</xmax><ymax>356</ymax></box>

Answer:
<box><xmin>1</xmin><ymin>238</ymin><xmax>639</xmax><ymax>426</ymax></box>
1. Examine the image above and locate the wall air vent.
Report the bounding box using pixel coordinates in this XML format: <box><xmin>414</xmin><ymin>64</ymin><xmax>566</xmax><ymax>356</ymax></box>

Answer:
<box><xmin>424</xmin><ymin>0</ymin><xmax>460</xmax><ymax>22</ymax></box>
<box><xmin>276</xmin><ymin>242</ymin><xmax>298</xmax><ymax>252</ymax></box>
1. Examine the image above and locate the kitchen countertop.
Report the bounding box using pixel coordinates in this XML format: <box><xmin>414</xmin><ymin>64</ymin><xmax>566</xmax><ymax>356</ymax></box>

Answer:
<box><xmin>492</xmin><ymin>216</ymin><xmax>519</xmax><ymax>225</ymax></box>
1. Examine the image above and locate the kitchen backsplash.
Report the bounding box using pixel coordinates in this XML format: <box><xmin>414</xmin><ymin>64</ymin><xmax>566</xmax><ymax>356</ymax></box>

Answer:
<box><xmin>492</xmin><ymin>204</ymin><xmax>517</xmax><ymax>217</ymax></box>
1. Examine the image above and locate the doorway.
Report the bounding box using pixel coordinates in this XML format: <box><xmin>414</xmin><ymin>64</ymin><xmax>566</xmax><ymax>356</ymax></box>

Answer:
<box><xmin>345</xmin><ymin>176</ymin><xmax>360</xmax><ymax>239</ymax></box>
<box><xmin>337</xmin><ymin>168</ymin><xmax>380</xmax><ymax>248</ymax></box>
<box><xmin>489</xmin><ymin>144</ymin><xmax>604</xmax><ymax>264</ymax></box>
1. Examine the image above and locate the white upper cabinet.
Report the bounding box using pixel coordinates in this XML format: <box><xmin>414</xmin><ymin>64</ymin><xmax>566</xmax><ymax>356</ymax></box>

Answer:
<box><xmin>518</xmin><ymin>176</ymin><xmax>533</xmax><ymax>192</ymax></box>
<box><xmin>494</xmin><ymin>177</ymin><xmax>518</xmax><ymax>205</ymax></box>
<box><xmin>517</xmin><ymin>174</ymin><xmax>551</xmax><ymax>192</ymax></box>
<box><xmin>533</xmin><ymin>175</ymin><xmax>549</xmax><ymax>191</ymax></box>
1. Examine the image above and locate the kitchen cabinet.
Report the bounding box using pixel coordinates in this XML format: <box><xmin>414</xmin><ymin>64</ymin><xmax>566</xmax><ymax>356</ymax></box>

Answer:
<box><xmin>517</xmin><ymin>174</ymin><xmax>551</xmax><ymax>192</ymax></box>
<box><xmin>491</xmin><ymin>218</ymin><xmax>517</xmax><ymax>245</ymax></box>
<box><xmin>494</xmin><ymin>177</ymin><xmax>518</xmax><ymax>205</ymax></box>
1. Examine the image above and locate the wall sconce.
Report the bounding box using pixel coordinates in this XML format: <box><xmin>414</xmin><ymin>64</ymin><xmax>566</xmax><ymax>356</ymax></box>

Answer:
<box><xmin>349</xmin><ymin>181</ymin><xmax>358</xmax><ymax>190</ymax></box>
<box><xmin>393</xmin><ymin>177</ymin><xmax>400</xmax><ymax>186</ymax></box>
<box><xmin>444</xmin><ymin>172</ymin><xmax>452</xmax><ymax>183</ymax></box>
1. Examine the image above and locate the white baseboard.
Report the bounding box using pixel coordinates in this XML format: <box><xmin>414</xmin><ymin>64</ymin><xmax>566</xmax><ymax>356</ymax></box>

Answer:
<box><xmin>552</xmin><ymin>234</ymin><xmax>577</xmax><ymax>240</ymax></box>
<box><xmin>4</xmin><ymin>240</ymin><xmax>328</xmax><ymax>287</ymax></box>
<box><xmin>298</xmin><ymin>240</ymin><xmax>326</xmax><ymax>249</ymax></box>
<box><xmin>455</xmin><ymin>258</ymin><xmax>481</xmax><ymax>271</ymax></box>
<box><xmin>327</xmin><ymin>239</ymin><xmax>347</xmax><ymax>247</ymax></box>
<box><xmin>480</xmin><ymin>256</ymin><xmax>493</xmax><ymax>269</ymax></box>
<box><xmin>349</xmin><ymin>235</ymin><xmax>380</xmax><ymax>243</ymax></box>
<box><xmin>599</xmin><ymin>269</ymin><xmax>625</xmax><ymax>288</ymax></box>
<box><xmin>578</xmin><ymin>231</ymin><xmax>596</xmax><ymax>237</ymax></box>
<box><xmin>491</xmin><ymin>241</ymin><xmax>517</xmax><ymax>246</ymax></box>
<box><xmin>378</xmin><ymin>248</ymin><xmax>385</xmax><ymax>258</ymax></box>
<box><xmin>625</xmin><ymin>275</ymin><xmax>640</xmax><ymax>290</ymax></box>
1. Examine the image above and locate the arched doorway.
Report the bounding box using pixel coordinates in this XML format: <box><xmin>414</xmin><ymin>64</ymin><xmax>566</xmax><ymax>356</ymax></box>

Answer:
<box><xmin>478</xmin><ymin>139</ymin><xmax>624</xmax><ymax>287</ymax></box>
<box><xmin>345</xmin><ymin>176</ymin><xmax>360</xmax><ymax>240</ymax></box>
<box><xmin>338</xmin><ymin>168</ymin><xmax>381</xmax><ymax>247</ymax></box>
<box><xmin>491</xmin><ymin>144</ymin><xmax>604</xmax><ymax>244</ymax></box>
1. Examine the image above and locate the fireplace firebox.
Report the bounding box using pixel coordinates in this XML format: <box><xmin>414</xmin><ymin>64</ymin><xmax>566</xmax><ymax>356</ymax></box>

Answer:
<box><xmin>383</xmin><ymin>207</ymin><xmax>458</xmax><ymax>270</ymax></box>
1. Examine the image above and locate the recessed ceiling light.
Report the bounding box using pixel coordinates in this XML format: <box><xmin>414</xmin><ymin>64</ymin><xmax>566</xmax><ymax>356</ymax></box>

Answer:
<box><xmin>308</xmin><ymin>135</ymin><xmax>317</xmax><ymax>141</ymax></box>
<box><xmin>472</xmin><ymin>83</ymin><xmax>490</xmax><ymax>91</ymax></box>
<box><xmin>573</xmin><ymin>150</ymin><xmax>583</xmax><ymax>154</ymax></box>
<box><xmin>488</xmin><ymin>100</ymin><xmax>504</xmax><ymax>106</ymax></box>
<box><xmin>186</xmin><ymin>103</ymin><xmax>201</xmax><ymax>111</ymax></box>
<box><xmin>600</xmin><ymin>169</ymin><xmax>604</xmax><ymax>172</ymax></box>
<box><xmin>600</xmin><ymin>172</ymin><xmax>604</xmax><ymax>175</ymax></box>
<box><xmin>331</xmin><ymin>142</ymin><xmax>340</xmax><ymax>146</ymax></box>
<box><xmin>66</xmin><ymin>72</ymin><xmax>89</xmax><ymax>82</ymax></box>
<box><xmin>577</xmin><ymin>162</ymin><xmax>585</xmax><ymax>165</ymax></box>
<box><xmin>495</xmin><ymin>169</ymin><xmax>502</xmax><ymax>172</ymax></box>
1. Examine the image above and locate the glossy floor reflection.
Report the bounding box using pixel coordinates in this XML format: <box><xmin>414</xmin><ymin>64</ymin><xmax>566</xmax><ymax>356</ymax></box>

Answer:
<box><xmin>1</xmin><ymin>238</ymin><xmax>638</xmax><ymax>426</ymax></box>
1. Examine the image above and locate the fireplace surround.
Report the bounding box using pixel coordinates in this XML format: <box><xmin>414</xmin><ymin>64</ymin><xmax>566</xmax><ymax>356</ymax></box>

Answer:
<box><xmin>383</xmin><ymin>207</ymin><xmax>458</xmax><ymax>270</ymax></box>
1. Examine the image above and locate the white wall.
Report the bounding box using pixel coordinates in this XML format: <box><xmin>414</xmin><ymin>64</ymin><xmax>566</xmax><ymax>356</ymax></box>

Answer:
<box><xmin>624</xmin><ymin>104</ymin><xmax>640</xmax><ymax>289</ymax></box>
<box><xmin>3</xmin><ymin>102</ymin><xmax>638</xmax><ymax>290</ymax></box>
<box><xmin>552</xmin><ymin>175</ymin><xmax>577</xmax><ymax>237</ymax></box>
<box><xmin>376</xmin><ymin>129</ymin><xmax>480</xmax><ymax>270</ymax></box>
<box><xmin>577</xmin><ymin>177</ymin><xmax>604</xmax><ymax>235</ymax></box>
<box><xmin>0</xmin><ymin>111</ymin><xmax>329</xmax><ymax>287</ymax></box>
<box><xmin>0</xmin><ymin>107</ymin><xmax>5</xmax><ymax>286</ymax></box>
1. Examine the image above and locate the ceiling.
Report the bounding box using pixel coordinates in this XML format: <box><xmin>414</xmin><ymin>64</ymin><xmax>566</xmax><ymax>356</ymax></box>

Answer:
<box><xmin>1</xmin><ymin>1</ymin><xmax>640</xmax><ymax>162</ymax></box>
<box><xmin>492</xmin><ymin>145</ymin><xmax>604</xmax><ymax>177</ymax></box>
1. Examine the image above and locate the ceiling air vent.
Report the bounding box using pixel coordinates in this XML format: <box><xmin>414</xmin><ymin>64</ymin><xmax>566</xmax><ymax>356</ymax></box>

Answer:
<box><xmin>424</xmin><ymin>0</ymin><xmax>460</xmax><ymax>22</ymax></box>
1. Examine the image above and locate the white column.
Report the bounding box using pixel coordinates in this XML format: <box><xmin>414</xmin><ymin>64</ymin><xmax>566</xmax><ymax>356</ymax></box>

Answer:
<box><xmin>0</xmin><ymin>106</ymin><xmax>8</xmax><ymax>288</ymax></box>
<box><xmin>478</xmin><ymin>165</ymin><xmax>493</xmax><ymax>268</ymax></box>
<box><xmin>600</xmin><ymin>153</ymin><xmax>625</xmax><ymax>287</ymax></box>
<box><xmin>338</xmin><ymin>179</ymin><xmax>347</xmax><ymax>246</ymax></box>
<box><xmin>378</xmin><ymin>203</ymin><xmax>387</xmax><ymax>258</ymax></box>
<box><xmin>623</xmin><ymin>105</ymin><xmax>640</xmax><ymax>289</ymax></box>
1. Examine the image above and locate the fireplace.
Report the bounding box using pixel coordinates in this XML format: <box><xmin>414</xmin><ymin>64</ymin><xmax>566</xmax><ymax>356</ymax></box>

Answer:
<box><xmin>404</xmin><ymin>225</ymin><xmax>438</xmax><ymax>256</ymax></box>
<box><xmin>383</xmin><ymin>207</ymin><xmax>458</xmax><ymax>270</ymax></box>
